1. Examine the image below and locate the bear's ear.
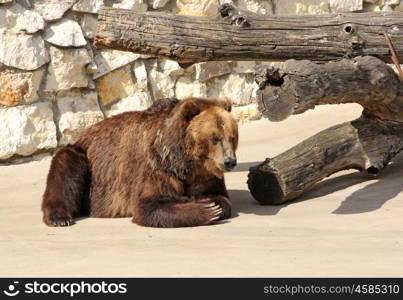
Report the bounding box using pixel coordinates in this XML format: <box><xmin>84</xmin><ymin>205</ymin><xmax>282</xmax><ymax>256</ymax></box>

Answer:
<box><xmin>217</xmin><ymin>97</ymin><xmax>232</xmax><ymax>112</ymax></box>
<box><xmin>177</xmin><ymin>98</ymin><xmax>232</xmax><ymax>121</ymax></box>
<box><xmin>178</xmin><ymin>100</ymin><xmax>202</xmax><ymax>122</ymax></box>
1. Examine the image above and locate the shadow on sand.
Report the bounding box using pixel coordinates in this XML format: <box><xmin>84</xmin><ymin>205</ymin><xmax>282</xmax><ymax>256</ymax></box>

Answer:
<box><xmin>74</xmin><ymin>154</ymin><xmax>403</xmax><ymax>223</ymax></box>
<box><xmin>229</xmin><ymin>153</ymin><xmax>403</xmax><ymax>217</ymax></box>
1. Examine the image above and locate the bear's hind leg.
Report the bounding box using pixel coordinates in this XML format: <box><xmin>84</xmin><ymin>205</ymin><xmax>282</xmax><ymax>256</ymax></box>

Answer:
<box><xmin>133</xmin><ymin>199</ymin><xmax>223</xmax><ymax>228</ymax></box>
<box><xmin>42</xmin><ymin>145</ymin><xmax>90</xmax><ymax>226</ymax></box>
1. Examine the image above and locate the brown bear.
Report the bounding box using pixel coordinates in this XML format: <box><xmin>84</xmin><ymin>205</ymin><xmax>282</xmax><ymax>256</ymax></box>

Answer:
<box><xmin>41</xmin><ymin>97</ymin><xmax>238</xmax><ymax>228</ymax></box>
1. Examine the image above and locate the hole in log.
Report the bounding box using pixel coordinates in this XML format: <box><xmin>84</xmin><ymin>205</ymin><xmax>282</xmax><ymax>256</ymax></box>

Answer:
<box><xmin>255</xmin><ymin>68</ymin><xmax>285</xmax><ymax>89</ymax></box>
<box><xmin>367</xmin><ymin>166</ymin><xmax>379</xmax><ymax>175</ymax></box>
<box><xmin>267</xmin><ymin>76</ymin><xmax>284</xmax><ymax>87</ymax></box>
<box><xmin>266</xmin><ymin>70</ymin><xmax>285</xmax><ymax>87</ymax></box>
<box><xmin>344</xmin><ymin>25</ymin><xmax>354</xmax><ymax>34</ymax></box>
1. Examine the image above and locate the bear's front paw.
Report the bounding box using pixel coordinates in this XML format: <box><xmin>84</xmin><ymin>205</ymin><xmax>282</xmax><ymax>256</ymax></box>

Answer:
<box><xmin>198</xmin><ymin>197</ymin><xmax>231</xmax><ymax>220</ymax></box>
<box><xmin>43</xmin><ymin>207</ymin><xmax>73</xmax><ymax>227</ymax></box>
<box><xmin>201</xmin><ymin>202</ymin><xmax>223</xmax><ymax>223</ymax></box>
<box><xmin>194</xmin><ymin>199</ymin><xmax>223</xmax><ymax>224</ymax></box>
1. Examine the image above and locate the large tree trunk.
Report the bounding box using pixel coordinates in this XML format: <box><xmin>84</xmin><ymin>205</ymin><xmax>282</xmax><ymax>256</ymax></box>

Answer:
<box><xmin>248</xmin><ymin>56</ymin><xmax>403</xmax><ymax>205</ymax></box>
<box><xmin>95</xmin><ymin>4</ymin><xmax>403</xmax><ymax>63</ymax></box>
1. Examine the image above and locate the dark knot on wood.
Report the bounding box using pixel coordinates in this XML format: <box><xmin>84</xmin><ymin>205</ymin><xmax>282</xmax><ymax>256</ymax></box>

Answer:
<box><xmin>231</xmin><ymin>15</ymin><xmax>250</xmax><ymax>27</ymax></box>
<box><xmin>349</xmin><ymin>36</ymin><xmax>365</xmax><ymax>50</ymax></box>
<box><xmin>219</xmin><ymin>4</ymin><xmax>250</xmax><ymax>27</ymax></box>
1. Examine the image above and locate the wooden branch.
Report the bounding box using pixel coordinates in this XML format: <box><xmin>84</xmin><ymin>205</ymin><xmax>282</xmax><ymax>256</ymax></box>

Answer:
<box><xmin>248</xmin><ymin>56</ymin><xmax>403</xmax><ymax>205</ymax></box>
<box><xmin>255</xmin><ymin>56</ymin><xmax>403</xmax><ymax>122</ymax></box>
<box><xmin>248</xmin><ymin>114</ymin><xmax>403</xmax><ymax>204</ymax></box>
<box><xmin>95</xmin><ymin>4</ymin><xmax>403</xmax><ymax>63</ymax></box>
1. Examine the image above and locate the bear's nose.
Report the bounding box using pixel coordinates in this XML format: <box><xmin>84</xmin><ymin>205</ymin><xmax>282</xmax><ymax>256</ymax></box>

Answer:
<box><xmin>224</xmin><ymin>157</ymin><xmax>237</xmax><ymax>170</ymax></box>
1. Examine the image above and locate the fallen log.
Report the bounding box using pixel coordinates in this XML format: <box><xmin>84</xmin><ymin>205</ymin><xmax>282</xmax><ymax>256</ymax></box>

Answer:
<box><xmin>95</xmin><ymin>4</ymin><xmax>403</xmax><ymax>63</ymax></box>
<box><xmin>248</xmin><ymin>56</ymin><xmax>403</xmax><ymax>205</ymax></box>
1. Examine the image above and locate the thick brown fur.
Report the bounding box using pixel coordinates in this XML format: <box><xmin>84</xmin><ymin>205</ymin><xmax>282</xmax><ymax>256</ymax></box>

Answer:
<box><xmin>42</xmin><ymin>97</ymin><xmax>238</xmax><ymax>228</ymax></box>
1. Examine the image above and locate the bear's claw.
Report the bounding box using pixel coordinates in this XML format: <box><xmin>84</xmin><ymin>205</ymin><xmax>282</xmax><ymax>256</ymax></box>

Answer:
<box><xmin>205</xmin><ymin>204</ymin><xmax>222</xmax><ymax>223</ymax></box>
<box><xmin>43</xmin><ymin>214</ymin><xmax>73</xmax><ymax>227</ymax></box>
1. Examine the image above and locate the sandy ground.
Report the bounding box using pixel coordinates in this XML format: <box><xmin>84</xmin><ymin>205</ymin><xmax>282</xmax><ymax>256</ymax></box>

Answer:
<box><xmin>1</xmin><ymin>104</ymin><xmax>403</xmax><ymax>277</ymax></box>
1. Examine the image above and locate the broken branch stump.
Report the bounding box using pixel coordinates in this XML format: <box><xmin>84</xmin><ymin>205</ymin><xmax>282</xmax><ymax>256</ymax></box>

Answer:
<box><xmin>248</xmin><ymin>56</ymin><xmax>403</xmax><ymax>205</ymax></box>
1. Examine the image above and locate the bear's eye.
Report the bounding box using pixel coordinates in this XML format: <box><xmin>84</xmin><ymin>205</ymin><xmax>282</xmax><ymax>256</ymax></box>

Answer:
<box><xmin>212</xmin><ymin>135</ymin><xmax>221</xmax><ymax>145</ymax></box>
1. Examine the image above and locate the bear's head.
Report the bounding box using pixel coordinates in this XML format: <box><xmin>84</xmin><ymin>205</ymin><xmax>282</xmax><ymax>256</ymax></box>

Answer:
<box><xmin>154</xmin><ymin>97</ymin><xmax>238</xmax><ymax>179</ymax></box>
<box><xmin>184</xmin><ymin>98</ymin><xmax>238</xmax><ymax>178</ymax></box>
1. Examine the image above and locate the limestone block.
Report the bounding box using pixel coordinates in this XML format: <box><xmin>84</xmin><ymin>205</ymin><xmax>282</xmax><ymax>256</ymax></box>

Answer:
<box><xmin>93</xmin><ymin>49</ymin><xmax>142</xmax><ymax>79</ymax></box>
<box><xmin>0</xmin><ymin>68</ymin><xmax>44</xmax><ymax>107</ymax></box>
<box><xmin>96</xmin><ymin>65</ymin><xmax>137</xmax><ymax>105</ymax></box>
<box><xmin>44</xmin><ymin>19</ymin><xmax>87</xmax><ymax>47</ymax></box>
<box><xmin>0</xmin><ymin>101</ymin><xmax>57</xmax><ymax>160</ymax></box>
<box><xmin>56</xmin><ymin>90</ymin><xmax>104</xmax><ymax>145</ymax></box>
<box><xmin>0</xmin><ymin>29</ymin><xmax>49</xmax><ymax>71</ymax></box>
<box><xmin>176</xmin><ymin>0</ymin><xmax>219</xmax><ymax>16</ymax></box>
<box><xmin>0</xmin><ymin>2</ymin><xmax>45</xmax><ymax>34</ymax></box>
<box><xmin>274</xmin><ymin>0</ymin><xmax>330</xmax><ymax>15</ymax></box>
<box><xmin>207</xmin><ymin>73</ymin><xmax>257</xmax><ymax>106</ymax></box>
<box><xmin>32</xmin><ymin>0</ymin><xmax>77</xmax><ymax>21</ymax></box>
<box><xmin>45</xmin><ymin>46</ymin><xmax>92</xmax><ymax>91</ymax></box>
<box><xmin>329</xmin><ymin>0</ymin><xmax>363</xmax><ymax>12</ymax></box>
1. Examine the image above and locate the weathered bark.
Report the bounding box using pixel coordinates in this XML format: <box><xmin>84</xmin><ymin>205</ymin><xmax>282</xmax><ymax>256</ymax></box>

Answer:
<box><xmin>255</xmin><ymin>56</ymin><xmax>403</xmax><ymax>122</ymax></box>
<box><xmin>248</xmin><ymin>56</ymin><xmax>403</xmax><ymax>205</ymax></box>
<box><xmin>95</xmin><ymin>4</ymin><xmax>403</xmax><ymax>63</ymax></box>
<box><xmin>248</xmin><ymin>114</ymin><xmax>403</xmax><ymax>204</ymax></box>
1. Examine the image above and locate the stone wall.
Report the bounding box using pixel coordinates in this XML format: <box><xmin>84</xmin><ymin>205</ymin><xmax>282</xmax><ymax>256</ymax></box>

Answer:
<box><xmin>0</xmin><ymin>0</ymin><xmax>401</xmax><ymax>161</ymax></box>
